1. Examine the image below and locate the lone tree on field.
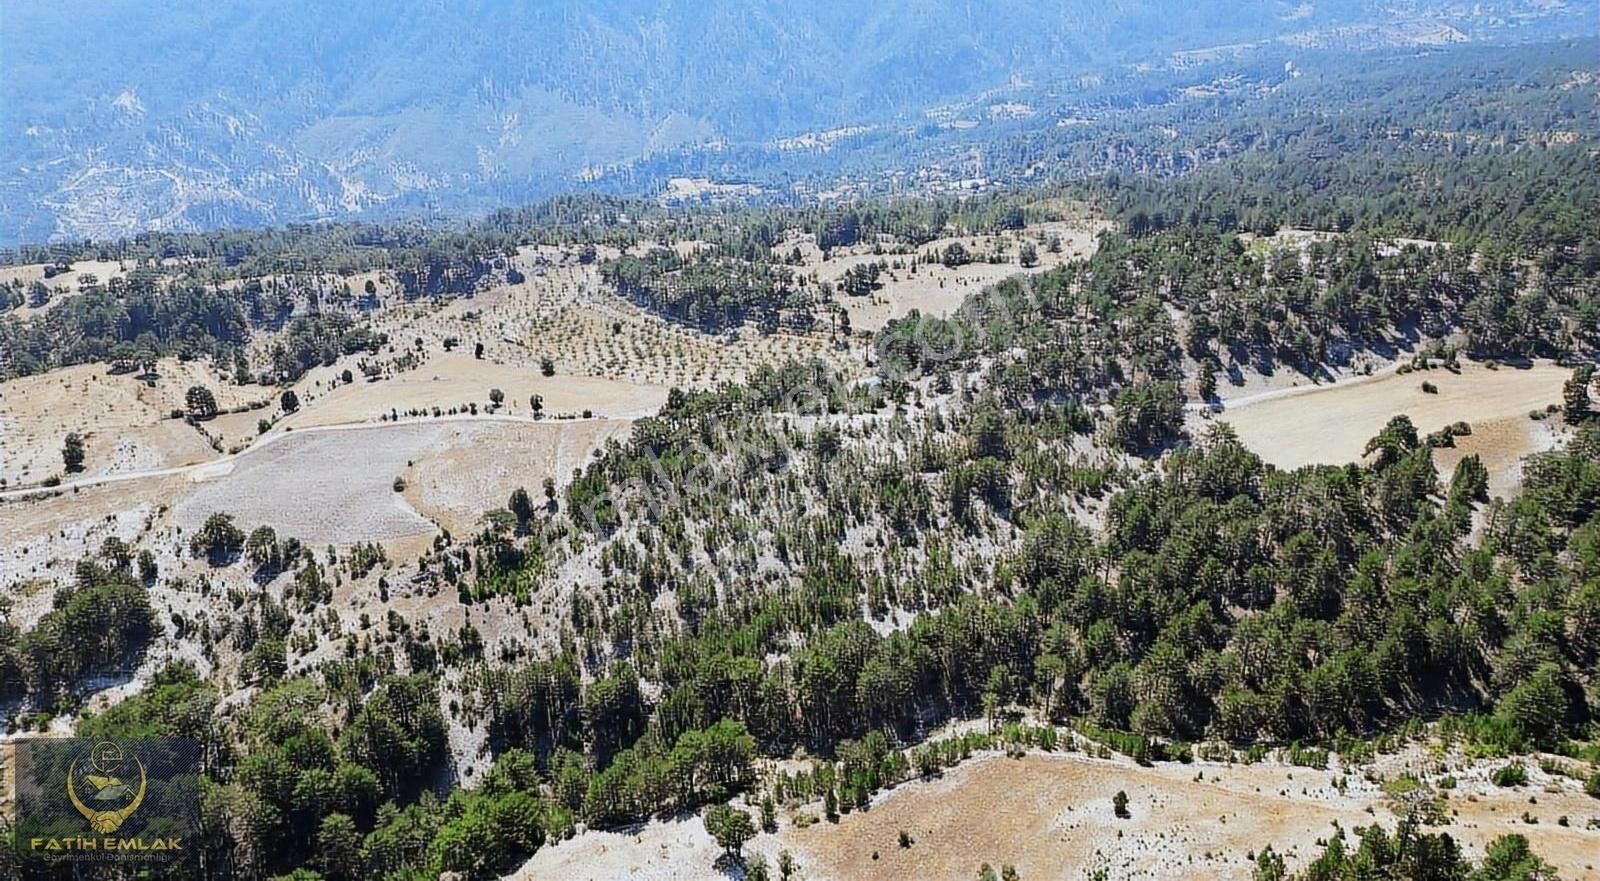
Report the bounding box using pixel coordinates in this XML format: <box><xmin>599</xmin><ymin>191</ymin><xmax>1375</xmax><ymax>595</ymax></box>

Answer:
<box><xmin>186</xmin><ymin>385</ymin><xmax>219</xmax><ymax>420</ymax></box>
<box><xmin>1113</xmin><ymin>790</ymin><xmax>1130</xmax><ymax>819</ymax></box>
<box><xmin>191</xmin><ymin>513</ymin><xmax>245</xmax><ymax>565</ymax></box>
<box><xmin>703</xmin><ymin>804</ymin><xmax>755</xmax><ymax>863</ymax></box>
<box><xmin>489</xmin><ymin>388</ymin><xmax>505</xmax><ymax>409</ymax></box>
<box><xmin>530</xmin><ymin>393</ymin><xmax>544</xmax><ymax>417</ymax></box>
<box><xmin>280</xmin><ymin>389</ymin><xmax>300</xmax><ymax>413</ymax></box>
<box><xmin>62</xmin><ymin>432</ymin><xmax>86</xmax><ymax>473</ymax></box>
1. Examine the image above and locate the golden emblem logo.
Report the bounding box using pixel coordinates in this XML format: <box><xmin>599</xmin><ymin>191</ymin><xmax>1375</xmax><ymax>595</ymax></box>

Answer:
<box><xmin>65</xmin><ymin>741</ymin><xmax>148</xmax><ymax>834</ymax></box>
<box><xmin>16</xmin><ymin>736</ymin><xmax>197</xmax><ymax>866</ymax></box>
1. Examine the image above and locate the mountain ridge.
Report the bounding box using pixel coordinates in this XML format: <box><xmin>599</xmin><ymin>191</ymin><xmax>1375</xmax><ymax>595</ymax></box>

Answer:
<box><xmin>1</xmin><ymin>0</ymin><xmax>1588</xmax><ymax>243</ymax></box>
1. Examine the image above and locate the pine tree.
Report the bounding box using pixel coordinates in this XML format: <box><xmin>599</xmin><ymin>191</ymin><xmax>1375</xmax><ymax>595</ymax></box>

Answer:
<box><xmin>1565</xmin><ymin>365</ymin><xmax>1594</xmax><ymax>422</ymax></box>
<box><xmin>62</xmin><ymin>432</ymin><xmax>86</xmax><ymax>473</ymax></box>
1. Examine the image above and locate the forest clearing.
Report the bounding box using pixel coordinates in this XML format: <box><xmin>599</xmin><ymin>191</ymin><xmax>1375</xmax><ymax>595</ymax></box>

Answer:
<box><xmin>1218</xmin><ymin>360</ymin><xmax>1569</xmax><ymax>477</ymax></box>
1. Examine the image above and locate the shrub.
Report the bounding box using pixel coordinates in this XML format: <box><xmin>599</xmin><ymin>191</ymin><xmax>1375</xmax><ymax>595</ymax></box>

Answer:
<box><xmin>1491</xmin><ymin>763</ymin><xmax>1528</xmax><ymax>787</ymax></box>
<box><xmin>186</xmin><ymin>385</ymin><xmax>219</xmax><ymax>419</ymax></box>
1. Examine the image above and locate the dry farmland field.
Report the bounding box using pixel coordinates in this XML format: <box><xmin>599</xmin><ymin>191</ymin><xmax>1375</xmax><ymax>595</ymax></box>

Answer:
<box><xmin>0</xmin><ymin>358</ymin><xmax>259</xmax><ymax>487</ymax></box>
<box><xmin>813</xmin><ymin>221</ymin><xmax>1107</xmax><ymax>332</ymax></box>
<box><xmin>515</xmin><ymin>745</ymin><xmax>1600</xmax><ymax>881</ymax></box>
<box><xmin>1217</xmin><ymin>360</ymin><xmax>1569</xmax><ymax>491</ymax></box>
<box><xmin>780</xmin><ymin>751</ymin><xmax>1600</xmax><ymax>881</ymax></box>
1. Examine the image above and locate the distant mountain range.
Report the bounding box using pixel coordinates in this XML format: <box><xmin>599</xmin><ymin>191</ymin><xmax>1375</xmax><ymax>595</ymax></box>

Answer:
<box><xmin>0</xmin><ymin>0</ymin><xmax>1590</xmax><ymax>244</ymax></box>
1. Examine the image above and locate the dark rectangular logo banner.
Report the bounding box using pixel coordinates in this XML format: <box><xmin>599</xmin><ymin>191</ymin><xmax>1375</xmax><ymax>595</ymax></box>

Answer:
<box><xmin>10</xmin><ymin>738</ymin><xmax>200</xmax><ymax>868</ymax></box>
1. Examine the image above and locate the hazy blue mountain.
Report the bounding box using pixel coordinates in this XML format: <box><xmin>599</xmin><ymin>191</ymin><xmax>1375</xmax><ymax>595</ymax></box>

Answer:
<box><xmin>0</xmin><ymin>0</ymin><xmax>1588</xmax><ymax>243</ymax></box>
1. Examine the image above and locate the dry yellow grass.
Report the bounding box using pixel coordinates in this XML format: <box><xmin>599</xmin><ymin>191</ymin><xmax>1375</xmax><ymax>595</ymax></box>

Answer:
<box><xmin>506</xmin><ymin>746</ymin><xmax>1600</xmax><ymax>881</ymax></box>
<box><xmin>814</xmin><ymin>221</ymin><xmax>1106</xmax><ymax>332</ymax></box>
<box><xmin>0</xmin><ymin>259</ymin><xmax>129</xmax><ymax>317</ymax></box>
<box><xmin>401</xmin><ymin>418</ymin><xmax>635</xmax><ymax>535</ymax></box>
<box><xmin>1434</xmin><ymin>412</ymin><xmax>1563</xmax><ymax>500</ymax></box>
<box><xmin>0</xmin><ymin>474</ymin><xmax>178</xmax><ymax>545</ymax></box>
<box><xmin>278</xmin><ymin>351</ymin><xmax>668</xmax><ymax>430</ymax></box>
<box><xmin>783</xmin><ymin>753</ymin><xmax>1371</xmax><ymax>880</ymax></box>
<box><xmin>0</xmin><ymin>358</ymin><xmax>260</xmax><ymax>486</ymax></box>
<box><xmin>1218</xmin><ymin>361</ymin><xmax>1567</xmax><ymax>472</ymax></box>
<box><xmin>779</xmin><ymin>752</ymin><xmax>1600</xmax><ymax>881</ymax></box>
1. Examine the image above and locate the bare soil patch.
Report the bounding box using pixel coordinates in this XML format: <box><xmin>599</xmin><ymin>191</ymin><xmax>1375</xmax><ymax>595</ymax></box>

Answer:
<box><xmin>509</xmin><ymin>818</ymin><xmax>727</xmax><ymax>881</ymax></box>
<box><xmin>506</xmin><ymin>746</ymin><xmax>1599</xmax><ymax>881</ymax></box>
<box><xmin>169</xmin><ymin>418</ymin><xmax>629</xmax><ymax>545</ymax></box>
<box><xmin>1434</xmin><ymin>413</ymin><xmax>1564</xmax><ymax>499</ymax></box>
<box><xmin>170</xmin><ymin>422</ymin><xmax>456</xmax><ymax>545</ymax></box>
<box><xmin>401</xmin><ymin>418</ymin><xmax>634</xmax><ymax>535</ymax></box>
<box><xmin>818</xmin><ymin>222</ymin><xmax>1105</xmax><ymax>332</ymax></box>
<box><xmin>1218</xmin><ymin>361</ymin><xmax>1567</xmax><ymax>471</ymax></box>
<box><xmin>0</xmin><ymin>359</ymin><xmax>254</xmax><ymax>488</ymax></box>
<box><xmin>782</xmin><ymin>752</ymin><xmax>1375</xmax><ymax>880</ymax></box>
<box><xmin>780</xmin><ymin>751</ymin><xmax>1600</xmax><ymax>881</ymax></box>
<box><xmin>279</xmin><ymin>350</ymin><xmax>667</xmax><ymax>430</ymax></box>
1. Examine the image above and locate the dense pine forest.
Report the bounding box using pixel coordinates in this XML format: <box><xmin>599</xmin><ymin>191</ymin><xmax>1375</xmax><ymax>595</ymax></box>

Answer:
<box><xmin>2</xmin><ymin>35</ymin><xmax>1599</xmax><ymax>881</ymax></box>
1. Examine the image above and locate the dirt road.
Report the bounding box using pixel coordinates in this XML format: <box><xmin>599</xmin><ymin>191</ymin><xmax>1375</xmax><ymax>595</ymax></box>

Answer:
<box><xmin>0</xmin><ymin>412</ymin><xmax>626</xmax><ymax>502</ymax></box>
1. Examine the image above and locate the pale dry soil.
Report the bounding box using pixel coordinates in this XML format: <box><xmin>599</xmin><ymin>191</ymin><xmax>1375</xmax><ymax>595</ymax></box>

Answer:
<box><xmin>812</xmin><ymin>221</ymin><xmax>1107</xmax><ymax>333</ymax></box>
<box><xmin>0</xmin><ymin>259</ymin><xmax>130</xmax><ymax>318</ymax></box>
<box><xmin>277</xmin><ymin>350</ymin><xmax>668</xmax><ymax>429</ymax></box>
<box><xmin>0</xmin><ymin>358</ymin><xmax>257</xmax><ymax>487</ymax></box>
<box><xmin>1435</xmin><ymin>414</ymin><xmax>1565</xmax><ymax>502</ymax></box>
<box><xmin>0</xmin><ymin>489</ymin><xmax>165</xmax><ymax>626</ymax></box>
<box><xmin>514</xmin><ymin>747</ymin><xmax>1599</xmax><ymax>881</ymax></box>
<box><xmin>399</xmin><ymin>418</ymin><xmax>634</xmax><ymax>535</ymax></box>
<box><xmin>169</xmin><ymin>418</ymin><xmax>629</xmax><ymax>544</ymax></box>
<box><xmin>778</xmin><ymin>751</ymin><xmax>1600</xmax><ymax>881</ymax></box>
<box><xmin>1218</xmin><ymin>361</ymin><xmax>1567</xmax><ymax>478</ymax></box>
<box><xmin>510</xmin><ymin>818</ymin><xmax>729</xmax><ymax>881</ymax></box>
<box><xmin>784</xmin><ymin>752</ymin><xmax>1372</xmax><ymax>880</ymax></box>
